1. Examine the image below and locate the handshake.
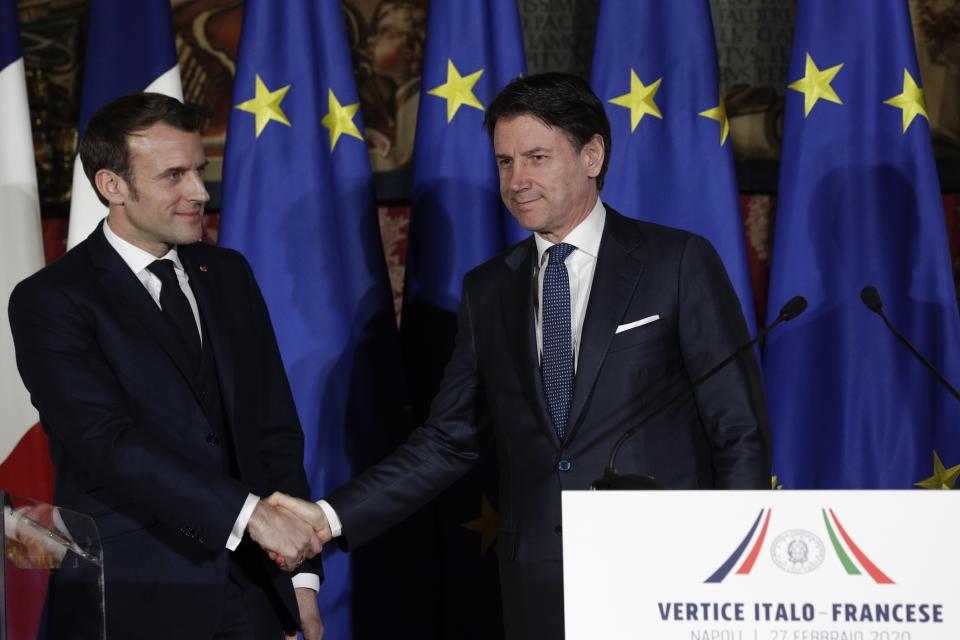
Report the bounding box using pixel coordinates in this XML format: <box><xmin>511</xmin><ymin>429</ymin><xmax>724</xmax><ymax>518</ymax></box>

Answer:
<box><xmin>246</xmin><ymin>493</ymin><xmax>332</xmax><ymax>572</ymax></box>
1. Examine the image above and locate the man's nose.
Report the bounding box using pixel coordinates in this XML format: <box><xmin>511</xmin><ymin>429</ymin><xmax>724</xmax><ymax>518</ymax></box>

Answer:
<box><xmin>187</xmin><ymin>171</ymin><xmax>210</xmax><ymax>203</ymax></box>
<box><xmin>509</xmin><ymin>163</ymin><xmax>531</xmax><ymax>192</ymax></box>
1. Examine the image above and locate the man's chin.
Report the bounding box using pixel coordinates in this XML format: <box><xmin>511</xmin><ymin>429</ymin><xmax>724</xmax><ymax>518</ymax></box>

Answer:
<box><xmin>507</xmin><ymin>208</ymin><xmax>545</xmax><ymax>232</ymax></box>
<box><xmin>172</xmin><ymin>223</ymin><xmax>204</xmax><ymax>245</ymax></box>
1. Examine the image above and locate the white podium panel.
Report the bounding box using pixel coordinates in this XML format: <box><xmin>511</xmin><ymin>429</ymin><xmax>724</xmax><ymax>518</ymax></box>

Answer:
<box><xmin>562</xmin><ymin>491</ymin><xmax>958</xmax><ymax>640</ymax></box>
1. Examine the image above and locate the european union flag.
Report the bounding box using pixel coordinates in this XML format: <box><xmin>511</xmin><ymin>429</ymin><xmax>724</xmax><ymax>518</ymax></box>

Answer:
<box><xmin>67</xmin><ymin>0</ymin><xmax>181</xmax><ymax>248</ymax></box>
<box><xmin>219</xmin><ymin>1</ymin><xmax>408</xmax><ymax>636</ymax></box>
<box><xmin>402</xmin><ymin>2</ymin><xmax>525</xmax><ymax>637</ymax></box>
<box><xmin>404</xmin><ymin>0</ymin><xmax>527</xmax><ymax>384</ymax></box>
<box><xmin>764</xmin><ymin>1</ymin><xmax>960</xmax><ymax>489</ymax></box>
<box><xmin>590</xmin><ymin>0</ymin><xmax>757</xmax><ymax>333</ymax></box>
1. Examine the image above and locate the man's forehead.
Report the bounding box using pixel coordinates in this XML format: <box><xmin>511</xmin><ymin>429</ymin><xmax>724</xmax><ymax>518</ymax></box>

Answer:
<box><xmin>493</xmin><ymin>115</ymin><xmax>571</xmax><ymax>151</ymax></box>
<box><xmin>127</xmin><ymin>123</ymin><xmax>205</xmax><ymax>165</ymax></box>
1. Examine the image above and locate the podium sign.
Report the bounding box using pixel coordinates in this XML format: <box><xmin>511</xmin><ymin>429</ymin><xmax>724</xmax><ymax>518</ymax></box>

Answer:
<box><xmin>562</xmin><ymin>491</ymin><xmax>958</xmax><ymax>640</ymax></box>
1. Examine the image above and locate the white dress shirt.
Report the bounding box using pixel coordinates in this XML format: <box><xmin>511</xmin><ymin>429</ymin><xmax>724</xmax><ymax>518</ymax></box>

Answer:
<box><xmin>534</xmin><ymin>197</ymin><xmax>606</xmax><ymax>370</ymax></box>
<box><xmin>103</xmin><ymin>221</ymin><xmax>317</xmax><ymax>590</ymax></box>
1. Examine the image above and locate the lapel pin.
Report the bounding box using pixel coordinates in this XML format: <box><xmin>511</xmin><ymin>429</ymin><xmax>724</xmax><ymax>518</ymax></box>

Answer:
<box><xmin>199</xmin><ymin>265</ymin><xmax>208</xmax><ymax>272</ymax></box>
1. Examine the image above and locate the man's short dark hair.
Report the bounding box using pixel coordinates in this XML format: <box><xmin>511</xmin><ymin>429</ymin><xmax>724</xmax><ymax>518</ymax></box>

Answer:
<box><xmin>484</xmin><ymin>72</ymin><xmax>612</xmax><ymax>190</ymax></box>
<box><xmin>78</xmin><ymin>93</ymin><xmax>206</xmax><ymax>206</ymax></box>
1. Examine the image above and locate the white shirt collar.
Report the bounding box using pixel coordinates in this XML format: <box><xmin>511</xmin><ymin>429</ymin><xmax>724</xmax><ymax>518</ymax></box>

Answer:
<box><xmin>102</xmin><ymin>218</ymin><xmax>183</xmax><ymax>275</ymax></box>
<box><xmin>534</xmin><ymin>197</ymin><xmax>606</xmax><ymax>264</ymax></box>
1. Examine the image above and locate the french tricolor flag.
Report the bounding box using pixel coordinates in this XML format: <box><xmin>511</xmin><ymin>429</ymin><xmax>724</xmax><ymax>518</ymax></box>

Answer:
<box><xmin>0</xmin><ymin>0</ymin><xmax>49</xmax><ymax>498</ymax></box>
<box><xmin>1</xmin><ymin>1</ymin><xmax>53</xmax><ymax>636</ymax></box>
<box><xmin>66</xmin><ymin>0</ymin><xmax>183</xmax><ymax>248</ymax></box>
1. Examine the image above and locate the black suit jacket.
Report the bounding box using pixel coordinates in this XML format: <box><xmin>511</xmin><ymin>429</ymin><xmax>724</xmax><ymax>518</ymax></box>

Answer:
<box><xmin>8</xmin><ymin>223</ymin><xmax>319</xmax><ymax>639</ymax></box>
<box><xmin>327</xmin><ymin>207</ymin><xmax>771</xmax><ymax>637</ymax></box>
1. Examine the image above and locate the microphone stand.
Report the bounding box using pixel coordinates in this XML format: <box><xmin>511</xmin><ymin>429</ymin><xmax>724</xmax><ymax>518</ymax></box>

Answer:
<box><xmin>591</xmin><ymin>296</ymin><xmax>807</xmax><ymax>490</ymax></box>
<box><xmin>861</xmin><ymin>286</ymin><xmax>960</xmax><ymax>403</ymax></box>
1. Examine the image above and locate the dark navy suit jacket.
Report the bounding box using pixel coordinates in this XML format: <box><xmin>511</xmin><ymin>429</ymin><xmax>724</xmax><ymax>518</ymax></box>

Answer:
<box><xmin>325</xmin><ymin>207</ymin><xmax>771</xmax><ymax>639</ymax></box>
<box><xmin>8</xmin><ymin>223</ymin><xmax>318</xmax><ymax>639</ymax></box>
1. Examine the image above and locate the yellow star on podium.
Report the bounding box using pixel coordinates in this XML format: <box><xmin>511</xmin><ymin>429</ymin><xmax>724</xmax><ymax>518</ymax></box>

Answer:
<box><xmin>608</xmin><ymin>69</ymin><xmax>663</xmax><ymax>132</ymax></box>
<box><xmin>699</xmin><ymin>86</ymin><xmax>731</xmax><ymax>145</ymax></box>
<box><xmin>915</xmin><ymin>451</ymin><xmax>960</xmax><ymax>490</ymax></box>
<box><xmin>883</xmin><ymin>69</ymin><xmax>928</xmax><ymax>134</ymax></box>
<box><xmin>321</xmin><ymin>89</ymin><xmax>363</xmax><ymax>151</ymax></box>
<box><xmin>427</xmin><ymin>59</ymin><xmax>485</xmax><ymax>123</ymax></box>
<box><xmin>235</xmin><ymin>74</ymin><xmax>291</xmax><ymax>138</ymax></box>
<box><xmin>787</xmin><ymin>53</ymin><xmax>843</xmax><ymax>117</ymax></box>
<box><xmin>461</xmin><ymin>495</ymin><xmax>499</xmax><ymax>556</ymax></box>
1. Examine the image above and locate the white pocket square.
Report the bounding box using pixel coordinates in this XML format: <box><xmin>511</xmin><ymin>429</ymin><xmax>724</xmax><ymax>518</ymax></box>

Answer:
<box><xmin>615</xmin><ymin>315</ymin><xmax>660</xmax><ymax>334</ymax></box>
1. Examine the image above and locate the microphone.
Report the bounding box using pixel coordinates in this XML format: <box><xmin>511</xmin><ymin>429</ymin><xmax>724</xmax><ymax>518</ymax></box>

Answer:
<box><xmin>860</xmin><ymin>285</ymin><xmax>960</xmax><ymax>402</ymax></box>
<box><xmin>590</xmin><ymin>295</ymin><xmax>807</xmax><ymax>490</ymax></box>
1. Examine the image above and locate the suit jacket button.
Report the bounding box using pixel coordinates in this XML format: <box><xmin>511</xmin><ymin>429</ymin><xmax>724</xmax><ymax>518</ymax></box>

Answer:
<box><xmin>558</xmin><ymin>459</ymin><xmax>572</xmax><ymax>472</ymax></box>
<box><xmin>206</xmin><ymin>433</ymin><xmax>219</xmax><ymax>446</ymax></box>
<box><xmin>554</xmin><ymin>525</ymin><xmax>562</xmax><ymax>535</ymax></box>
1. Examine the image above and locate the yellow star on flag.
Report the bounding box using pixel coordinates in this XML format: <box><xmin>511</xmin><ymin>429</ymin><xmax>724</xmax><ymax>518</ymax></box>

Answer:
<box><xmin>235</xmin><ymin>74</ymin><xmax>291</xmax><ymax>138</ymax></box>
<box><xmin>883</xmin><ymin>68</ymin><xmax>929</xmax><ymax>134</ymax></box>
<box><xmin>320</xmin><ymin>89</ymin><xmax>363</xmax><ymax>151</ymax></box>
<box><xmin>787</xmin><ymin>53</ymin><xmax>843</xmax><ymax>118</ymax></box>
<box><xmin>461</xmin><ymin>494</ymin><xmax>498</xmax><ymax>556</ymax></box>
<box><xmin>699</xmin><ymin>86</ymin><xmax>731</xmax><ymax>145</ymax></box>
<box><xmin>771</xmin><ymin>475</ymin><xmax>783</xmax><ymax>490</ymax></box>
<box><xmin>915</xmin><ymin>451</ymin><xmax>960</xmax><ymax>490</ymax></box>
<box><xmin>427</xmin><ymin>59</ymin><xmax>485</xmax><ymax>123</ymax></box>
<box><xmin>608</xmin><ymin>69</ymin><xmax>663</xmax><ymax>132</ymax></box>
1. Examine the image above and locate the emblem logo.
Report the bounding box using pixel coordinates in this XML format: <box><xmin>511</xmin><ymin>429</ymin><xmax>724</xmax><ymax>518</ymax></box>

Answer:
<box><xmin>770</xmin><ymin>529</ymin><xmax>825</xmax><ymax>574</ymax></box>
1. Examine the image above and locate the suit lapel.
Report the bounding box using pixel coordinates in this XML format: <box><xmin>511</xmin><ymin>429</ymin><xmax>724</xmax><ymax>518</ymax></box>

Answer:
<box><xmin>499</xmin><ymin>239</ymin><xmax>560</xmax><ymax>448</ymax></box>
<box><xmin>180</xmin><ymin>246</ymin><xmax>237</xmax><ymax>425</ymax></box>
<box><xmin>566</xmin><ymin>209</ymin><xmax>646</xmax><ymax>442</ymax></box>
<box><xmin>88</xmin><ymin>225</ymin><xmax>203</xmax><ymax>398</ymax></box>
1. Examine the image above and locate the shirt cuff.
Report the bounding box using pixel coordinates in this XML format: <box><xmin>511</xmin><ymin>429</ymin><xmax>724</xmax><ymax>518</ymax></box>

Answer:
<box><xmin>316</xmin><ymin>499</ymin><xmax>342</xmax><ymax>538</ymax></box>
<box><xmin>292</xmin><ymin>572</ymin><xmax>321</xmax><ymax>591</ymax></box>
<box><xmin>226</xmin><ymin>493</ymin><xmax>260</xmax><ymax>551</ymax></box>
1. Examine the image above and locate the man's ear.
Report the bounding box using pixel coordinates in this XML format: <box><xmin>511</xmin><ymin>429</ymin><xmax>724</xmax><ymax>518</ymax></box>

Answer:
<box><xmin>582</xmin><ymin>134</ymin><xmax>604</xmax><ymax>179</ymax></box>
<box><xmin>94</xmin><ymin>169</ymin><xmax>128</xmax><ymax>206</ymax></box>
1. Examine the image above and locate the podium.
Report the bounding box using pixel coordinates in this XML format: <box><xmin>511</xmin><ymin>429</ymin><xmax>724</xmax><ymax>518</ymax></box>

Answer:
<box><xmin>562</xmin><ymin>490</ymin><xmax>959</xmax><ymax>639</ymax></box>
<box><xmin>1</xmin><ymin>492</ymin><xmax>105</xmax><ymax>640</ymax></box>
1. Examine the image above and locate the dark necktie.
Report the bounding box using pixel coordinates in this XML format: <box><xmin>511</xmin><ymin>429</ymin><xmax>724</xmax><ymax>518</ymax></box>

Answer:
<box><xmin>541</xmin><ymin>242</ymin><xmax>576</xmax><ymax>440</ymax></box>
<box><xmin>147</xmin><ymin>259</ymin><xmax>201</xmax><ymax>369</ymax></box>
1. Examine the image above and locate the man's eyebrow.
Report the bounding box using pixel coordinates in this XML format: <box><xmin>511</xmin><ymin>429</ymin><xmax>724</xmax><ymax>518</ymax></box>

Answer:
<box><xmin>521</xmin><ymin>146</ymin><xmax>550</xmax><ymax>156</ymax></box>
<box><xmin>156</xmin><ymin>160</ymin><xmax>209</xmax><ymax>177</ymax></box>
<box><xmin>495</xmin><ymin>146</ymin><xmax>551</xmax><ymax>159</ymax></box>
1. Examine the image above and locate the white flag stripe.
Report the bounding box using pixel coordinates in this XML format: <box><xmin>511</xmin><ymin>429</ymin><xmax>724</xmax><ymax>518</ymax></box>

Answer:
<box><xmin>66</xmin><ymin>64</ymin><xmax>182</xmax><ymax>248</ymax></box>
<box><xmin>0</xmin><ymin>56</ymin><xmax>43</xmax><ymax>461</ymax></box>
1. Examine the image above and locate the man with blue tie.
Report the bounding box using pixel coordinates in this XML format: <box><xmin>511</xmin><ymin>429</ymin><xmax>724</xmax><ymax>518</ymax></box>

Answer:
<box><xmin>271</xmin><ymin>72</ymin><xmax>771</xmax><ymax>639</ymax></box>
<box><xmin>8</xmin><ymin>93</ymin><xmax>325</xmax><ymax>639</ymax></box>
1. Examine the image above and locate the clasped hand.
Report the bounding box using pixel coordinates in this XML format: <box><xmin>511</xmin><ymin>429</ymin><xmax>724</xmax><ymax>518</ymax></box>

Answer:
<box><xmin>246</xmin><ymin>493</ymin><xmax>332</xmax><ymax>571</ymax></box>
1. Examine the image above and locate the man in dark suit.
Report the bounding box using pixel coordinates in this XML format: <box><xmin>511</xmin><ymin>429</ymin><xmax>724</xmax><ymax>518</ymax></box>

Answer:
<box><xmin>270</xmin><ymin>72</ymin><xmax>771</xmax><ymax>639</ymax></box>
<box><xmin>8</xmin><ymin>93</ymin><xmax>325</xmax><ymax>639</ymax></box>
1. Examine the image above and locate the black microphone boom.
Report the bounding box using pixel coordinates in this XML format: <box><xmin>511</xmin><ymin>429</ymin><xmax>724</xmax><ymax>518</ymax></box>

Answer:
<box><xmin>860</xmin><ymin>285</ymin><xmax>960</xmax><ymax>403</ymax></box>
<box><xmin>591</xmin><ymin>295</ymin><xmax>807</xmax><ymax>490</ymax></box>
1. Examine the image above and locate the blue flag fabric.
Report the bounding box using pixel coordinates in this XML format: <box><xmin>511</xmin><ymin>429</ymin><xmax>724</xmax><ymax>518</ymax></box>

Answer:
<box><xmin>401</xmin><ymin>2</ymin><xmax>526</xmax><ymax>638</ymax></box>
<box><xmin>0</xmin><ymin>0</ymin><xmax>19</xmax><ymax>69</ymax></box>
<box><xmin>68</xmin><ymin>0</ymin><xmax>182</xmax><ymax>248</ymax></box>
<box><xmin>219</xmin><ymin>2</ymin><xmax>407</xmax><ymax>636</ymax></box>
<box><xmin>764</xmin><ymin>0</ymin><xmax>960</xmax><ymax>489</ymax></box>
<box><xmin>590</xmin><ymin>0</ymin><xmax>757</xmax><ymax>334</ymax></box>
<box><xmin>76</xmin><ymin>0</ymin><xmax>178</xmax><ymax>139</ymax></box>
<box><xmin>404</xmin><ymin>0</ymin><xmax>527</xmax><ymax>331</ymax></box>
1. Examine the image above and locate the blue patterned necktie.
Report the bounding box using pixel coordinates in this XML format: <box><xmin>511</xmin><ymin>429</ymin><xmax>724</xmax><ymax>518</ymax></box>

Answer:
<box><xmin>541</xmin><ymin>242</ymin><xmax>576</xmax><ymax>440</ymax></box>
